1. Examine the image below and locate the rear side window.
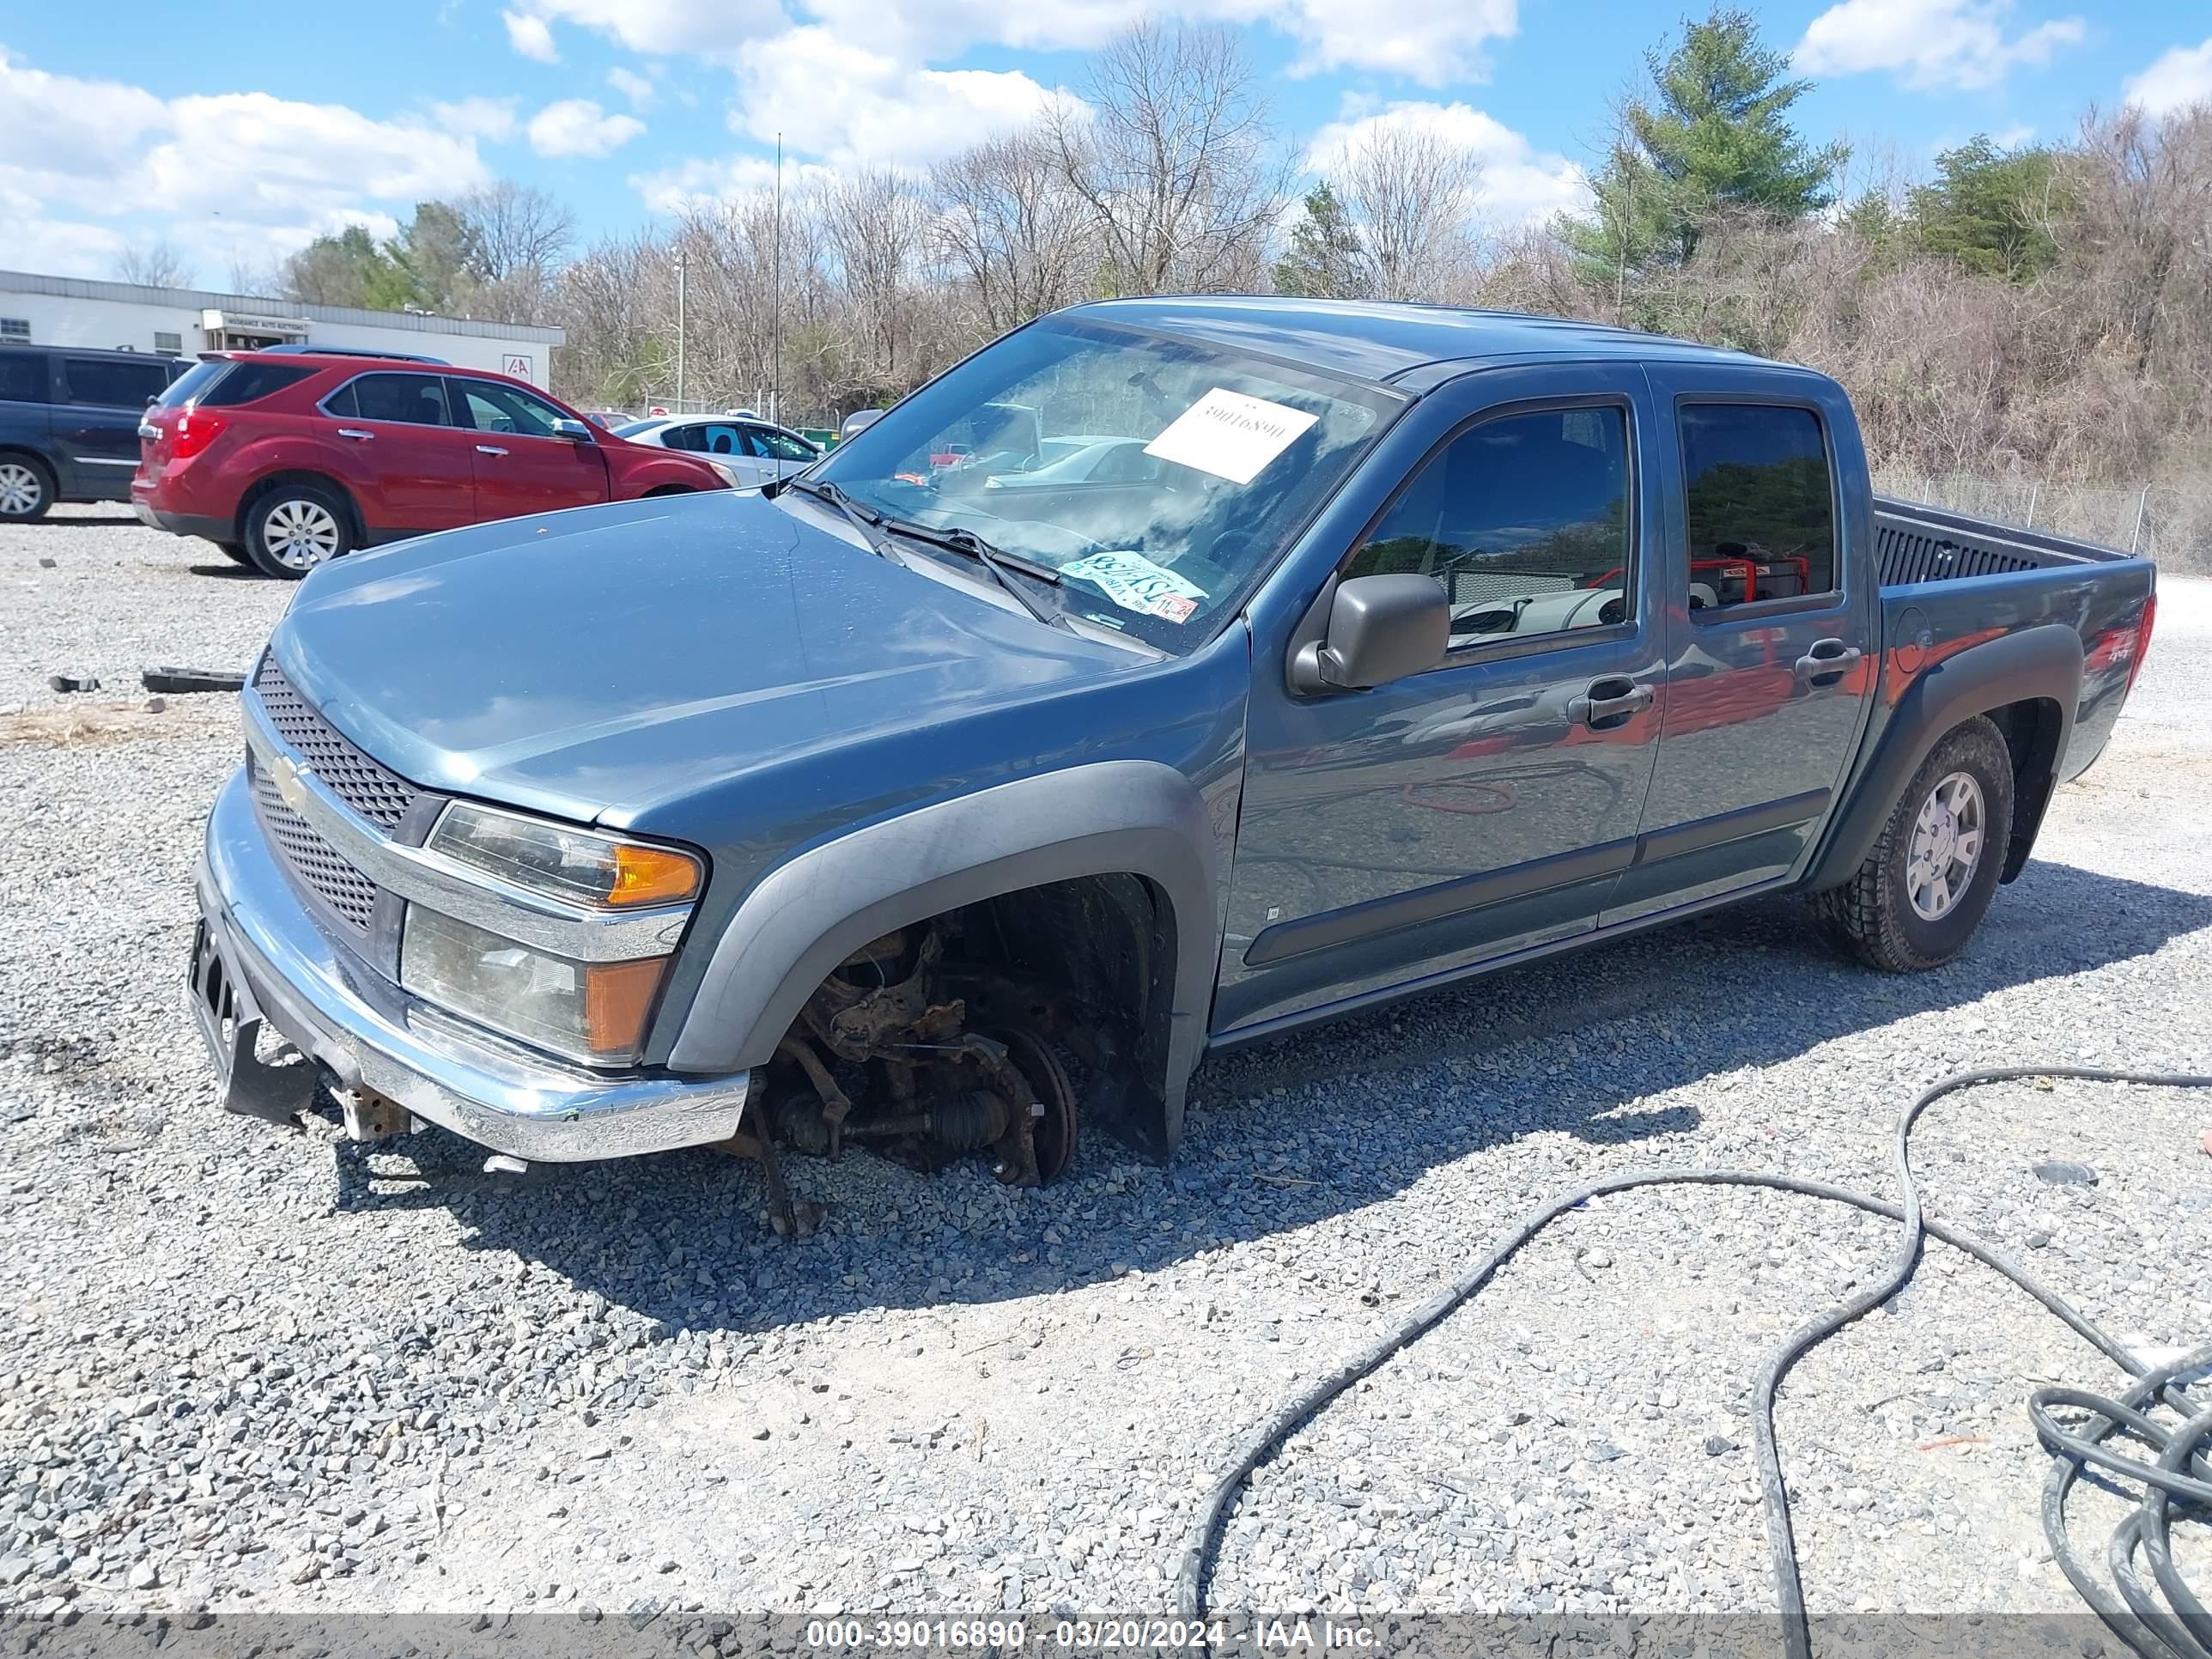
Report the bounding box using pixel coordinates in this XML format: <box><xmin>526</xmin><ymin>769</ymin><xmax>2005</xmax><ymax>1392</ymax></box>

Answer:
<box><xmin>0</xmin><ymin>354</ymin><xmax>43</xmax><ymax>404</ymax></box>
<box><xmin>337</xmin><ymin>374</ymin><xmax>451</xmax><ymax>426</ymax></box>
<box><xmin>196</xmin><ymin>362</ymin><xmax>315</xmax><ymax>408</ymax></box>
<box><xmin>1679</xmin><ymin>405</ymin><xmax>1838</xmax><ymax>611</ymax></box>
<box><xmin>60</xmin><ymin>356</ymin><xmax>172</xmax><ymax>408</ymax></box>
<box><xmin>1345</xmin><ymin>404</ymin><xmax>1635</xmax><ymax>651</ymax></box>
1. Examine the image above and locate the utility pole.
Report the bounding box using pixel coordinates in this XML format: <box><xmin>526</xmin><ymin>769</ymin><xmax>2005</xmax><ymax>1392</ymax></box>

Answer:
<box><xmin>675</xmin><ymin>246</ymin><xmax>687</xmax><ymax>410</ymax></box>
<box><xmin>771</xmin><ymin>132</ymin><xmax>783</xmax><ymax>427</ymax></box>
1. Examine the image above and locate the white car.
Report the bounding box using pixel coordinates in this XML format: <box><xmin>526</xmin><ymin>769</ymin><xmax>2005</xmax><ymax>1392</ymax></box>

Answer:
<box><xmin>986</xmin><ymin>435</ymin><xmax>1164</xmax><ymax>489</ymax></box>
<box><xmin>614</xmin><ymin>416</ymin><xmax>821</xmax><ymax>489</ymax></box>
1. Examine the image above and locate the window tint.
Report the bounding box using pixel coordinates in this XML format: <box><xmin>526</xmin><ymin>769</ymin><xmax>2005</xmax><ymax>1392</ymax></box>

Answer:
<box><xmin>0</xmin><ymin>354</ymin><xmax>43</xmax><ymax>404</ymax></box>
<box><xmin>345</xmin><ymin>374</ymin><xmax>451</xmax><ymax>426</ymax></box>
<box><xmin>679</xmin><ymin>423</ymin><xmax>744</xmax><ymax>455</ymax></box>
<box><xmin>1345</xmin><ymin>405</ymin><xmax>1634</xmax><ymax>650</ymax></box>
<box><xmin>196</xmin><ymin>362</ymin><xmax>315</xmax><ymax>408</ymax></box>
<box><xmin>1679</xmin><ymin>405</ymin><xmax>1837</xmax><ymax>610</ymax></box>
<box><xmin>749</xmin><ymin>426</ymin><xmax>816</xmax><ymax>462</ymax></box>
<box><xmin>62</xmin><ymin>356</ymin><xmax>172</xmax><ymax>407</ymax></box>
<box><xmin>453</xmin><ymin>380</ymin><xmax>566</xmax><ymax>438</ymax></box>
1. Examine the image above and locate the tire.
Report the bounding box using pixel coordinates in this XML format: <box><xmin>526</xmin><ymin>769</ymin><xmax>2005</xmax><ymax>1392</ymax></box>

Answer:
<box><xmin>242</xmin><ymin>483</ymin><xmax>353</xmax><ymax>580</ymax></box>
<box><xmin>0</xmin><ymin>455</ymin><xmax>54</xmax><ymax>523</ymax></box>
<box><xmin>1812</xmin><ymin>714</ymin><xmax>2014</xmax><ymax>972</ymax></box>
<box><xmin>212</xmin><ymin>540</ymin><xmax>254</xmax><ymax>568</ymax></box>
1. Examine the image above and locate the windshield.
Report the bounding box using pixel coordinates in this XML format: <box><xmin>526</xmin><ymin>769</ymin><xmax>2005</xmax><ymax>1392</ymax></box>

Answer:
<box><xmin>813</xmin><ymin>314</ymin><xmax>1403</xmax><ymax>651</ymax></box>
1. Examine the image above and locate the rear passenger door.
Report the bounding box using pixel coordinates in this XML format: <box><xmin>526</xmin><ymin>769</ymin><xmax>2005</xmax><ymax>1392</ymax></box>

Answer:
<box><xmin>448</xmin><ymin>379</ymin><xmax>610</xmax><ymax>519</ymax></box>
<box><xmin>1605</xmin><ymin>370</ymin><xmax>1878</xmax><ymax>924</ymax></box>
<box><xmin>321</xmin><ymin>372</ymin><xmax>479</xmax><ymax>534</ymax></box>
<box><xmin>52</xmin><ymin>355</ymin><xmax>172</xmax><ymax>500</ymax></box>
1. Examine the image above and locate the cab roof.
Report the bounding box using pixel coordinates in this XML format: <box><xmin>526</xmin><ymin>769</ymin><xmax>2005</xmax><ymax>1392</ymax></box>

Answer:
<box><xmin>1066</xmin><ymin>295</ymin><xmax>1762</xmax><ymax>389</ymax></box>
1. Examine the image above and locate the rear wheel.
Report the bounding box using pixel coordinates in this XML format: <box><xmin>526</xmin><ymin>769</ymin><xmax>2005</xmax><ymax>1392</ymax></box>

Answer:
<box><xmin>243</xmin><ymin>483</ymin><xmax>352</xmax><ymax>579</ymax></box>
<box><xmin>0</xmin><ymin>456</ymin><xmax>53</xmax><ymax>522</ymax></box>
<box><xmin>211</xmin><ymin>539</ymin><xmax>253</xmax><ymax>568</ymax></box>
<box><xmin>1812</xmin><ymin>715</ymin><xmax>2014</xmax><ymax>972</ymax></box>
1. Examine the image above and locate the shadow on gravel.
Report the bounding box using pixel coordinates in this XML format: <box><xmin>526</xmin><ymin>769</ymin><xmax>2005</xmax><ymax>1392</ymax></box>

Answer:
<box><xmin>24</xmin><ymin>514</ymin><xmax>139</xmax><ymax>528</ymax></box>
<box><xmin>327</xmin><ymin>856</ymin><xmax>2212</xmax><ymax>1333</ymax></box>
<box><xmin>187</xmin><ymin>563</ymin><xmax>266</xmax><ymax>580</ymax></box>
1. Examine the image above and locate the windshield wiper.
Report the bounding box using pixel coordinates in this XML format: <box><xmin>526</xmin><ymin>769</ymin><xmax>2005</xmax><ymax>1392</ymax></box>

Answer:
<box><xmin>786</xmin><ymin>478</ymin><xmax>906</xmax><ymax>567</ymax></box>
<box><xmin>883</xmin><ymin>520</ymin><xmax>1075</xmax><ymax>633</ymax></box>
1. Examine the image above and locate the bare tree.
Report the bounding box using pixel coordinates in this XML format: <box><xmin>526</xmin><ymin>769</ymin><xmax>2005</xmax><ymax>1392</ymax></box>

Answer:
<box><xmin>114</xmin><ymin>240</ymin><xmax>194</xmax><ymax>290</ymax></box>
<box><xmin>933</xmin><ymin>127</ymin><xmax>1096</xmax><ymax>334</ymax></box>
<box><xmin>459</xmin><ymin>181</ymin><xmax>577</xmax><ymax>279</ymax></box>
<box><xmin>1047</xmin><ymin>21</ymin><xmax>1282</xmax><ymax>295</ymax></box>
<box><xmin>821</xmin><ymin>168</ymin><xmax>935</xmax><ymax>387</ymax></box>
<box><xmin>1334</xmin><ymin>121</ymin><xmax>1485</xmax><ymax>301</ymax></box>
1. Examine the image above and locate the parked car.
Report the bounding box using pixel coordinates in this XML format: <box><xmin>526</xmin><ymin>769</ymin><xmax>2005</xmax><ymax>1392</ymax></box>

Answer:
<box><xmin>619</xmin><ymin>414</ymin><xmax>821</xmax><ymax>489</ymax></box>
<box><xmin>580</xmin><ymin>410</ymin><xmax>635</xmax><ymax>431</ymax></box>
<box><xmin>0</xmin><ymin>343</ymin><xmax>188</xmax><ymax>521</ymax></box>
<box><xmin>186</xmin><ymin>298</ymin><xmax>2155</xmax><ymax>1224</ymax></box>
<box><xmin>984</xmin><ymin>434</ymin><xmax>1164</xmax><ymax>489</ymax></box>
<box><xmin>131</xmin><ymin>353</ymin><xmax>726</xmax><ymax>577</ymax></box>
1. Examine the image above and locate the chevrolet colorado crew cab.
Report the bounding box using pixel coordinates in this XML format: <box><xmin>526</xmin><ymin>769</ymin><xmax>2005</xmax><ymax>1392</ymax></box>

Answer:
<box><xmin>188</xmin><ymin>299</ymin><xmax>2157</xmax><ymax>1224</ymax></box>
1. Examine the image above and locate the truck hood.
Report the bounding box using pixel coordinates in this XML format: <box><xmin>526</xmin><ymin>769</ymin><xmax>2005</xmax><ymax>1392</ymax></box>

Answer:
<box><xmin>267</xmin><ymin>491</ymin><xmax>1144</xmax><ymax>826</ymax></box>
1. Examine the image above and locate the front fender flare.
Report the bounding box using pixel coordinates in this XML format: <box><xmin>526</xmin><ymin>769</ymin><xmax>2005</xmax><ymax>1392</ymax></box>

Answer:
<box><xmin>667</xmin><ymin>760</ymin><xmax>1221</xmax><ymax>1140</ymax></box>
<box><xmin>1808</xmin><ymin>623</ymin><xmax>2082</xmax><ymax>891</ymax></box>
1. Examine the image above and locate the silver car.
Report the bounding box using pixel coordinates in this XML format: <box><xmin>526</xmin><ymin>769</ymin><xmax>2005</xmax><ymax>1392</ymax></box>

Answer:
<box><xmin>614</xmin><ymin>416</ymin><xmax>821</xmax><ymax>489</ymax></box>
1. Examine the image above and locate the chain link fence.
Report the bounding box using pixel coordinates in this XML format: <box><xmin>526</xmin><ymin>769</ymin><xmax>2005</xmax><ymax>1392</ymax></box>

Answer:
<box><xmin>1873</xmin><ymin>471</ymin><xmax>2212</xmax><ymax>575</ymax></box>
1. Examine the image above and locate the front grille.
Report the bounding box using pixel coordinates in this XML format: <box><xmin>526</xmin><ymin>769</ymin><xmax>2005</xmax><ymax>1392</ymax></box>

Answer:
<box><xmin>251</xmin><ymin>656</ymin><xmax>421</xmax><ymax>830</ymax></box>
<box><xmin>251</xmin><ymin>757</ymin><xmax>380</xmax><ymax>933</ymax></box>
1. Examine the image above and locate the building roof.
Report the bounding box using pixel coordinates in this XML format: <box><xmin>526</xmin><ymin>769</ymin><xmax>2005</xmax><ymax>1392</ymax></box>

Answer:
<box><xmin>0</xmin><ymin>269</ymin><xmax>563</xmax><ymax>345</ymax></box>
<box><xmin>1071</xmin><ymin>295</ymin><xmax>1756</xmax><ymax>386</ymax></box>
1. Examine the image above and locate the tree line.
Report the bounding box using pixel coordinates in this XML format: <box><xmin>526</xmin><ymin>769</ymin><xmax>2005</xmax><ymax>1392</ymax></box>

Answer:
<box><xmin>178</xmin><ymin>9</ymin><xmax>2212</xmax><ymax>552</ymax></box>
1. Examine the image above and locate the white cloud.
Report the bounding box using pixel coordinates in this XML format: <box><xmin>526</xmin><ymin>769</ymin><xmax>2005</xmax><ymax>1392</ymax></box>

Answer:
<box><xmin>506</xmin><ymin>0</ymin><xmax>782</xmax><ymax>58</ymax></box>
<box><xmin>607</xmin><ymin>66</ymin><xmax>658</xmax><ymax>108</ymax></box>
<box><xmin>2124</xmin><ymin>36</ymin><xmax>2212</xmax><ymax>118</ymax></box>
<box><xmin>1795</xmin><ymin>0</ymin><xmax>2083</xmax><ymax>92</ymax></box>
<box><xmin>433</xmin><ymin>95</ymin><xmax>520</xmax><ymax>140</ymax></box>
<box><xmin>1304</xmin><ymin>100</ymin><xmax>1589</xmax><ymax>229</ymax></box>
<box><xmin>1278</xmin><ymin>0</ymin><xmax>1515</xmax><ymax>87</ymax></box>
<box><xmin>0</xmin><ymin>49</ymin><xmax>493</xmax><ymax>277</ymax></box>
<box><xmin>629</xmin><ymin>153</ymin><xmax>847</xmax><ymax>215</ymax></box>
<box><xmin>526</xmin><ymin>98</ymin><xmax>647</xmax><ymax>157</ymax></box>
<box><xmin>730</xmin><ymin>27</ymin><xmax>1066</xmax><ymax>169</ymax></box>
<box><xmin>501</xmin><ymin>9</ymin><xmax>561</xmax><ymax>61</ymax></box>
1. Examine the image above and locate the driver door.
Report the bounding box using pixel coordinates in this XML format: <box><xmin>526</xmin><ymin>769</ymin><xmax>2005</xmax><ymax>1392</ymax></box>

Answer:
<box><xmin>1217</xmin><ymin>364</ymin><xmax>1666</xmax><ymax>1033</ymax></box>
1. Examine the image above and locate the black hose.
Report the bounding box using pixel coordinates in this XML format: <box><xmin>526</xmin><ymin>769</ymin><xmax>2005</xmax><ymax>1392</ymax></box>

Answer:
<box><xmin>1173</xmin><ymin>1064</ymin><xmax>2212</xmax><ymax>1659</ymax></box>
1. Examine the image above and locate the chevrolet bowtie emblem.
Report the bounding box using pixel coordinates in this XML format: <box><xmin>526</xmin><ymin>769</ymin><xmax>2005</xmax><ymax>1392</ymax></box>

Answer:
<box><xmin>270</xmin><ymin>755</ymin><xmax>313</xmax><ymax>813</ymax></box>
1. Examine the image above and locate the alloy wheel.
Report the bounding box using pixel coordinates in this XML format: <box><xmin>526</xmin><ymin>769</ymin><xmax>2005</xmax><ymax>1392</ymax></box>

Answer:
<box><xmin>262</xmin><ymin>498</ymin><xmax>342</xmax><ymax>570</ymax></box>
<box><xmin>1905</xmin><ymin>769</ymin><xmax>1985</xmax><ymax>921</ymax></box>
<box><xmin>0</xmin><ymin>462</ymin><xmax>44</xmax><ymax>517</ymax></box>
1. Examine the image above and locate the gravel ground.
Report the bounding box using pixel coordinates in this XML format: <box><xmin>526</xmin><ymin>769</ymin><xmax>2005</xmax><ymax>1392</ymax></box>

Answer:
<box><xmin>1</xmin><ymin>506</ymin><xmax>2207</xmax><ymax>1638</ymax></box>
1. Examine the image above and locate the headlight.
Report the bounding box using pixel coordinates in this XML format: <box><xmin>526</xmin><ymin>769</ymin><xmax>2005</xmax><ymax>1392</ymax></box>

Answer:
<box><xmin>427</xmin><ymin>802</ymin><xmax>702</xmax><ymax>909</ymax></box>
<box><xmin>400</xmin><ymin>907</ymin><xmax>665</xmax><ymax>1065</ymax></box>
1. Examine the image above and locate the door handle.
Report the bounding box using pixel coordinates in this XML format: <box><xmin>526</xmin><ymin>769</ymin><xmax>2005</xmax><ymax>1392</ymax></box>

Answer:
<box><xmin>1567</xmin><ymin>677</ymin><xmax>1655</xmax><ymax>729</ymax></box>
<box><xmin>1794</xmin><ymin>638</ymin><xmax>1863</xmax><ymax>688</ymax></box>
<box><xmin>335</xmin><ymin>428</ymin><xmax>374</xmax><ymax>441</ymax></box>
<box><xmin>475</xmin><ymin>445</ymin><xmax>508</xmax><ymax>457</ymax></box>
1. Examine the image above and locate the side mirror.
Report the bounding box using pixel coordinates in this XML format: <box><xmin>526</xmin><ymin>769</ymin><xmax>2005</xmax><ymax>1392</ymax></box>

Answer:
<box><xmin>840</xmin><ymin>408</ymin><xmax>884</xmax><ymax>442</ymax></box>
<box><xmin>1289</xmin><ymin>574</ymin><xmax>1449</xmax><ymax>694</ymax></box>
<box><xmin>549</xmin><ymin>417</ymin><xmax>595</xmax><ymax>441</ymax></box>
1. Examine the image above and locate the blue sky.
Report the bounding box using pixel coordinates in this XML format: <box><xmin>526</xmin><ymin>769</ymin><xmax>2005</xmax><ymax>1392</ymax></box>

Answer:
<box><xmin>3</xmin><ymin>0</ymin><xmax>2208</xmax><ymax>290</ymax></box>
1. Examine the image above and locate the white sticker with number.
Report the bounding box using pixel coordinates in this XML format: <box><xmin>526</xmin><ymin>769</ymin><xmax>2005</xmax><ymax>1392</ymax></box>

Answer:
<box><xmin>1141</xmin><ymin>387</ymin><xmax>1320</xmax><ymax>485</ymax></box>
<box><xmin>1060</xmin><ymin>550</ymin><xmax>1207</xmax><ymax>624</ymax></box>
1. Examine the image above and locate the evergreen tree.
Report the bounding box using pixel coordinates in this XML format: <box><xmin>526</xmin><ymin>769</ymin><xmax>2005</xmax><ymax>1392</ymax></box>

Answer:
<box><xmin>1905</xmin><ymin>136</ymin><xmax>2066</xmax><ymax>282</ymax></box>
<box><xmin>1273</xmin><ymin>182</ymin><xmax>1364</xmax><ymax>299</ymax></box>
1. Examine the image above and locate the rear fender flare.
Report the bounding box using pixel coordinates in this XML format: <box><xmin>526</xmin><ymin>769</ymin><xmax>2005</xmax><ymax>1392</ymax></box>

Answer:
<box><xmin>1808</xmin><ymin>623</ymin><xmax>2082</xmax><ymax>890</ymax></box>
<box><xmin>666</xmin><ymin>760</ymin><xmax>1220</xmax><ymax>1143</ymax></box>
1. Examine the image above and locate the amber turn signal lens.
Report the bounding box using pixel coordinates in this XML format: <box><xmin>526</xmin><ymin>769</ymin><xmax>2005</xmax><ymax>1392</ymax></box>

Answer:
<box><xmin>584</xmin><ymin>957</ymin><xmax>668</xmax><ymax>1057</ymax></box>
<box><xmin>610</xmin><ymin>844</ymin><xmax>702</xmax><ymax>907</ymax></box>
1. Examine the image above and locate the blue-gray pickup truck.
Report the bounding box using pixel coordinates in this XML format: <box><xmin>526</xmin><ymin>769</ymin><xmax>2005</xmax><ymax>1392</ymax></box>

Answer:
<box><xmin>188</xmin><ymin>298</ymin><xmax>2157</xmax><ymax>1226</ymax></box>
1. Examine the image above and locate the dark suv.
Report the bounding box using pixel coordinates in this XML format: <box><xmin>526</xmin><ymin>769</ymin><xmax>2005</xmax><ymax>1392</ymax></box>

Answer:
<box><xmin>0</xmin><ymin>344</ymin><xmax>186</xmax><ymax>522</ymax></box>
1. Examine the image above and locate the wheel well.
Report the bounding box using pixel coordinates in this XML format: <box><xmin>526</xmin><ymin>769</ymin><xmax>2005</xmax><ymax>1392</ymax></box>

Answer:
<box><xmin>235</xmin><ymin>471</ymin><xmax>362</xmax><ymax>544</ymax></box>
<box><xmin>1979</xmin><ymin>696</ymin><xmax>2066</xmax><ymax>881</ymax></box>
<box><xmin>643</xmin><ymin>483</ymin><xmax>696</xmax><ymax>497</ymax></box>
<box><xmin>0</xmin><ymin>447</ymin><xmax>56</xmax><ymax>482</ymax></box>
<box><xmin>769</xmin><ymin>872</ymin><xmax>1182</xmax><ymax>1161</ymax></box>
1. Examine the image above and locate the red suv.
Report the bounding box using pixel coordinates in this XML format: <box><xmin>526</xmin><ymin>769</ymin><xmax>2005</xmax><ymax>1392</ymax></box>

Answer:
<box><xmin>132</xmin><ymin>353</ymin><xmax>727</xmax><ymax>578</ymax></box>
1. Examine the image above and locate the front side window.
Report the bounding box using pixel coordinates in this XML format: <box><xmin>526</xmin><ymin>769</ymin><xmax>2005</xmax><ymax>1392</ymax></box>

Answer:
<box><xmin>338</xmin><ymin>374</ymin><xmax>452</xmax><ymax>426</ymax></box>
<box><xmin>453</xmin><ymin>380</ymin><xmax>568</xmax><ymax>438</ymax></box>
<box><xmin>748</xmin><ymin>425</ymin><xmax>816</xmax><ymax>462</ymax></box>
<box><xmin>816</xmin><ymin>315</ymin><xmax>1401</xmax><ymax>652</ymax></box>
<box><xmin>1344</xmin><ymin>405</ymin><xmax>1634</xmax><ymax>650</ymax></box>
<box><xmin>62</xmin><ymin>356</ymin><xmax>171</xmax><ymax>408</ymax></box>
<box><xmin>1679</xmin><ymin>404</ymin><xmax>1838</xmax><ymax>611</ymax></box>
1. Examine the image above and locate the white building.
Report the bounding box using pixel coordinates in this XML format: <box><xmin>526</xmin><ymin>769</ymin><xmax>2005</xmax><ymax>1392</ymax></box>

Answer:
<box><xmin>0</xmin><ymin>270</ymin><xmax>564</xmax><ymax>386</ymax></box>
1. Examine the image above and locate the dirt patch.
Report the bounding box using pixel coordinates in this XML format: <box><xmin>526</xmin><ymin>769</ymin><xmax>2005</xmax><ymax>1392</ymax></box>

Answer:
<box><xmin>0</xmin><ymin>698</ymin><xmax>234</xmax><ymax>748</ymax></box>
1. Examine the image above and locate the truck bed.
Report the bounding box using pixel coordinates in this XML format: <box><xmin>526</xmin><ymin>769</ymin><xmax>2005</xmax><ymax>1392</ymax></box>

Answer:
<box><xmin>1874</xmin><ymin>495</ymin><xmax>2136</xmax><ymax>589</ymax></box>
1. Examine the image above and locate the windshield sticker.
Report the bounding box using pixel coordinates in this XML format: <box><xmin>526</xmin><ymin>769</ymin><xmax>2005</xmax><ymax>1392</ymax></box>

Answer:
<box><xmin>1142</xmin><ymin>388</ymin><xmax>1320</xmax><ymax>485</ymax></box>
<box><xmin>1061</xmin><ymin>550</ymin><xmax>1206</xmax><ymax>623</ymax></box>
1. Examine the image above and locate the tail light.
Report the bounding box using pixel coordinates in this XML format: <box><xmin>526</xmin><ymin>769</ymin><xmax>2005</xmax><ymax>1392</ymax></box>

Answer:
<box><xmin>169</xmin><ymin>409</ymin><xmax>228</xmax><ymax>461</ymax></box>
<box><xmin>2124</xmin><ymin>591</ymin><xmax>2156</xmax><ymax>700</ymax></box>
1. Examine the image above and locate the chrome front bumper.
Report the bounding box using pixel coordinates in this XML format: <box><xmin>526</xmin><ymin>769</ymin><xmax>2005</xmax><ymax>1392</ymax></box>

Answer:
<box><xmin>195</xmin><ymin>767</ymin><xmax>750</xmax><ymax>1161</ymax></box>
